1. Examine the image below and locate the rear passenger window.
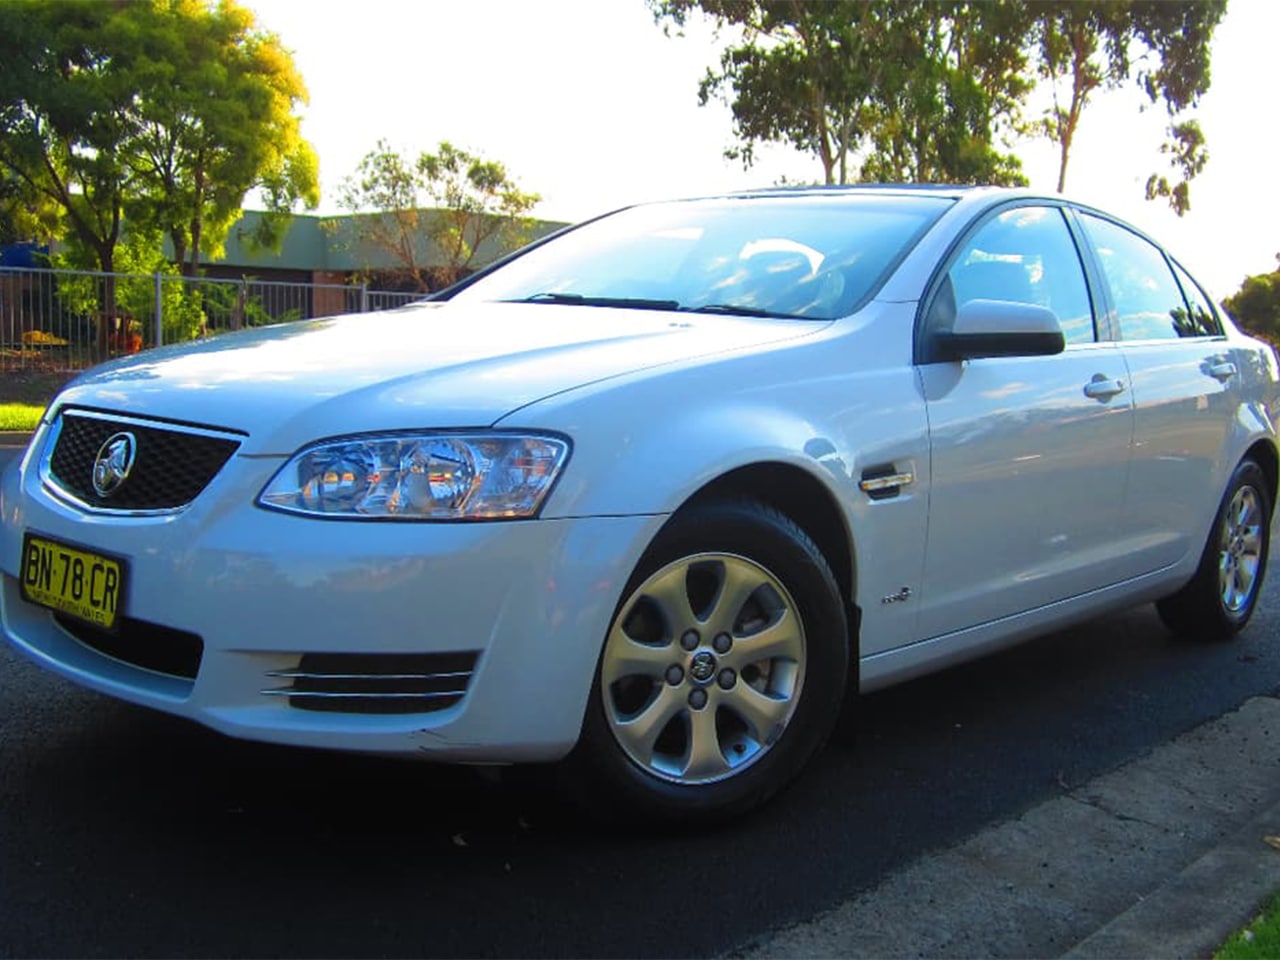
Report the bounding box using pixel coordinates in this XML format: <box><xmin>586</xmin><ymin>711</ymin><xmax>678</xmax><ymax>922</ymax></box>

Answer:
<box><xmin>1079</xmin><ymin>214</ymin><xmax>1199</xmax><ymax>340</ymax></box>
<box><xmin>1170</xmin><ymin>261</ymin><xmax>1224</xmax><ymax>337</ymax></box>
<box><xmin>924</xmin><ymin>205</ymin><xmax>1096</xmax><ymax>347</ymax></box>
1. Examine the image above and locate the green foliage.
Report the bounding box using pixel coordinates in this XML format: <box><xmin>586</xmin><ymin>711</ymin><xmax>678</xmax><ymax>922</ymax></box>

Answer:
<box><xmin>0</xmin><ymin>0</ymin><xmax>138</xmax><ymax>273</ymax></box>
<box><xmin>197</xmin><ymin>280</ymin><xmax>301</xmax><ymax>333</ymax></box>
<box><xmin>336</xmin><ymin>140</ymin><xmax>540</xmax><ymax>291</ymax></box>
<box><xmin>1145</xmin><ymin>118</ymin><xmax>1207</xmax><ymax>216</ymax></box>
<box><xmin>0</xmin><ymin>168</ymin><xmax>60</xmax><ymax>246</ymax></box>
<box><xmin>655</xmin><ymin>0</ymin><xmax>1224</xmax><ymax>204</ymax></box>
<box><xmin>0</xmin><ymin>0</ymin><xmax>318</xmax><ymax>279</ymax></box>
<box><xmin>123</xmin><ymin>0</ymin><xmax>320</xmax><ymax>274</ymax></box>
<box><xmin>652</xmin><ymin>0</ymin><xmax>1030</xmax><ymax>186</ymax></box>
<box><xmin>1029</xmin><ymin>0</ymin><xmax>1225</xmax><ymax>212</ymax></box>
<box><xmin>1216</xmin><ymin>892</ymin><xmax>1280</xmax><ymax>959</ymax></box>
<box><xmin>856</xmin><ymin>2</ymin><xmax>1032</xmax><ymax>186</ymax></box>
<box><xmin>51</xmin><ymin>225</ymin><xmax>204</xmax><ymax>344</ymax></box>
<box><xmin>419</xmin><ymin>142</ymin><xmax>542</xmax><ymax>285</ymax></box>
<box><xmin>1223</xmin><ymin>261</ymin><xmax>1280</xmax><ymax>342</ymax></box>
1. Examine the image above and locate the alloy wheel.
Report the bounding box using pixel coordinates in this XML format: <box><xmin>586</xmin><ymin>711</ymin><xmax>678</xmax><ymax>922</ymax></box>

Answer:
<box><xmin>1219</xmin><ymin>485</ymin><xmax>1264</xmax><ymax>614</ymax></box>
<box><xmin>600</xmin><ymin>552</ymin><xmax>806</xmax><ymax>785</ymax></box>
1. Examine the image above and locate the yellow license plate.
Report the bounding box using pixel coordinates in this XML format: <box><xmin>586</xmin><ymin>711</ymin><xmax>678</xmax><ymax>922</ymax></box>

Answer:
<box><xmin>20</xmin><ymin>534</ymin><xmax>127</xmax><ymax>631</ymax></box>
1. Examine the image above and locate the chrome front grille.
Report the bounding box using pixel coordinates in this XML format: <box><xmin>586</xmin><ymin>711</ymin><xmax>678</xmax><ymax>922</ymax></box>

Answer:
<box><xmin>45</xmin><ymin>410</ymin><xmax>242</xmax><ymax>512</ymax></box>
<box><xmin>263</xmin><ymin>652</ymin><xmax>479</xmax><ymax>714</ymax></box>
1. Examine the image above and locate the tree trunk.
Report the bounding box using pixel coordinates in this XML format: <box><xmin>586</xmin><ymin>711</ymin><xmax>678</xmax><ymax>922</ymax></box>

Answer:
<box><xmin>188</xmin><ymin>217</ymin><xmax>202</xmax><ymax>277</ymax></box>
<box><xmin>172</xmin><ymin>232</ymin><xmax>188</xmax><ymax>276</ymax></box>
<box><xmin>98</xmin><ymin>247</ymin><xmax>116</xmax><ymax>356</ymax></box>
<box><xmin>1056</xmin><ymin>24</ymin><xmax>1095</xmax><ymax>194</ymax></box>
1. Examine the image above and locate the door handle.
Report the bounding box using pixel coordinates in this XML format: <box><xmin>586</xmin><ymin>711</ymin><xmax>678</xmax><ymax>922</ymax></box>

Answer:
<box><xmin>1083</xmin><ymin>375</ymin><xmax>1126</xmax><ymax>400</ymax></box>
<box><xmin>1208</xmin><ymin>361</ymin><xmax>1237</xmax><ymax>382</ymax></box>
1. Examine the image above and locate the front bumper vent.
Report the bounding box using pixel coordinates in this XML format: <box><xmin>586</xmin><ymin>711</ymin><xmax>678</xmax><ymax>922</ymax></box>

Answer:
<box><xmin>55</xmin><ymin>614</ymin><xmax>204</xmax><ymax>681</ymax></box>
<box><xmin>263</xmin><ymin>652</ymin><xmax>479</xmax><ymax>714</ymax></box>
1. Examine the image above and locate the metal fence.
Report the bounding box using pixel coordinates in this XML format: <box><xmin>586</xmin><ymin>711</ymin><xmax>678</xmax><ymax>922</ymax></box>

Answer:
<box><xmin>0</xmin><ymin>267</ymin><xmax>424</xmax><ymax>372</ymax></box>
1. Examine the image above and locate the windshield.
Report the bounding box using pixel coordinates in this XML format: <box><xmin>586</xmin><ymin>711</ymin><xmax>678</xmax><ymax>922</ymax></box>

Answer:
<box><xmin>449</xmin><ymin>194</ymin><xmax>953</xmax><ymax>320</ymax></box>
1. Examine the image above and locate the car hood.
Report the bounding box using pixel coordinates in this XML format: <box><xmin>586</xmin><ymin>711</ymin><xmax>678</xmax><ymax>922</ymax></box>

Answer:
<box><xmin>51</xmin><ymin>301</ymin><xmax>822</xmax><ymax>453</ymax></box>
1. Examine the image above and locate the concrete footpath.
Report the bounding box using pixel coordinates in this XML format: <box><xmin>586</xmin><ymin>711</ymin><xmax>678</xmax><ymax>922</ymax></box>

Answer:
<box><xmin>738</xmin><ymin>695</ymin><xmax>1280</xmax><ymax>959</ymax></box>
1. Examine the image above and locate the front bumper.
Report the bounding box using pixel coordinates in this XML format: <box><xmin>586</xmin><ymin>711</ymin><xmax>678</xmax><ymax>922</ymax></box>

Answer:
<box><xmin>1</xmin><ymin>435</ymin><xmax>664</xmax><ymax>762</ymax></box>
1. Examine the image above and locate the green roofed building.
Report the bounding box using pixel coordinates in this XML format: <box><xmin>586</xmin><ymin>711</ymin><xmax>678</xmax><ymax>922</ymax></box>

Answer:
<box><xmin>201</xmin><ymin>209</ymin><xmax>569</xmax><ymax>295</ymax></box>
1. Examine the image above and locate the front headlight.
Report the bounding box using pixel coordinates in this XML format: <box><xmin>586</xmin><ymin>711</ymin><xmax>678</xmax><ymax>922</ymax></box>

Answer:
<box><xmin>258</xmin><ymin>433</ymin><xmax>570</xmax><ymax>520</ymax></box>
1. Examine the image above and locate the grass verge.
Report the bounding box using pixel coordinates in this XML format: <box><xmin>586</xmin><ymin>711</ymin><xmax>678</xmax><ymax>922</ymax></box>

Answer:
<box><xmin>1217</xmin><ymin>892</ymin><xmax>1280</xmax><ymax>959</ymax></box>
<box><xmin>0</xmin><ymin>370</ymin><xmax>73</xmax><ymax>433</ymax></box>
<box><xmin>0</xmin><ymin>402</ymin><xmax>44</xmax><ymax>432</ymax></box>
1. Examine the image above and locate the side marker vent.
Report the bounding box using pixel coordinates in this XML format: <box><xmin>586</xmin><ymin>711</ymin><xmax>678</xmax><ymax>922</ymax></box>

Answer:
<box><xmin>859</xmin><ymin>464</ymin><xmax>915</xmax><ymax>501</ymax></box>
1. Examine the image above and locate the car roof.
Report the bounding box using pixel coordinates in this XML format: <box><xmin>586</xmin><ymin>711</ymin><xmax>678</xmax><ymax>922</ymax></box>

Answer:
<box><xmin>735</xmin><ymin>183</ymin><xmax>981</xmax><ymax>195</ymax></box>
<box><xmin>722</xmin><ymin>183</ymin><xmax>1010</xmax><ymax>202</ymax></box>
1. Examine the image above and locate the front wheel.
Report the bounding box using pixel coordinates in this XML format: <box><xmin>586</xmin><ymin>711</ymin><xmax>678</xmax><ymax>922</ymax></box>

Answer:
<box><xmin>1157</xmin><ymin>458</ymin><xmax>1272</xmax><ymax>641</ymax></box>
<box><xmin>564</xmin><ymin>499</ymin><xmax>848</xmax><ymax>822</ymax></box>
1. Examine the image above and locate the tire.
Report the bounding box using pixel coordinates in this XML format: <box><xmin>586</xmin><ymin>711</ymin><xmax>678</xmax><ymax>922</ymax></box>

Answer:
<box><xmin>1156</xmin><ymin>459</ymin><xmax>1271</xmax><ymax>641</ymax></box>
<box><xmin>562</xmin><ymin>499</ymin><xmax>849</xmax><ymax>823</ymax></box>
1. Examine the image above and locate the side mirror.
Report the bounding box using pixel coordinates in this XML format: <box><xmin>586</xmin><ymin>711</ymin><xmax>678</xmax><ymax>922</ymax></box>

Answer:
<box><xmin>934</xmin><ymin>299</ymin><xmax>1065</xmax><ymax>361</ymax></box>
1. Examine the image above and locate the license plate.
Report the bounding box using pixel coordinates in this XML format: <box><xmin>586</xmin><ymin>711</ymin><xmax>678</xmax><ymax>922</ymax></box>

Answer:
<box><xmin>20</xmin><ymin>534</ymin><xmax>127</xmax><ymax>631</ymax></box>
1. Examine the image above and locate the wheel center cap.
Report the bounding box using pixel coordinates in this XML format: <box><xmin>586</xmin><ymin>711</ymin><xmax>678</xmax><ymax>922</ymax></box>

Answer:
<box><xmin>688</xmin><ymin>650</ymin><xmax>718</xmax><ymax>684</ymax></box>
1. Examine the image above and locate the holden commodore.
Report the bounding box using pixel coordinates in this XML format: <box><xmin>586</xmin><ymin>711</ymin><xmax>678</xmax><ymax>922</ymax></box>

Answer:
<box><xmin>2</xmin><ymin>186</ymin><xmax>1275</xmax><ymax>820</ymax></box>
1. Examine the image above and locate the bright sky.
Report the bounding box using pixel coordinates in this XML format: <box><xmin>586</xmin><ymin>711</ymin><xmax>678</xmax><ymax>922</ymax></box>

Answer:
<box><xmin>249</xmin><ymin>0</ymin><xmax>1280</xmax><ymax>300</ymax></box>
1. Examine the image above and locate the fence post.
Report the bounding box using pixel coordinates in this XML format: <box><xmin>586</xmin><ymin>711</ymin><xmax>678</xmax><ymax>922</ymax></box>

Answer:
<box><xmin>153</xmin><ymin>272</ymin><xmax>163</xmax><ymax>347</ymax></box>
<box><xmin>360</xmin><ymin>283</ymin><xmax>369</xmax><ymax>313</ymax></box>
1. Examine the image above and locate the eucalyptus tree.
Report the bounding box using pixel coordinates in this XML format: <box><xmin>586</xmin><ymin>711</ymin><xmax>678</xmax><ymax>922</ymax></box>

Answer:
<box><xmin>1024</xmin><ymin>0</ymin><xmax>1225</xmax><ymax>211</ymax></box>
<box><xmin>652</xmin><ymin>0</ymin><xmax>1032</xmax><ymax>186</ymax></box>
<box><xmin>336</xmin><ymin>140</ymin><xmax>540</xmax><ymax>292</ymax></box>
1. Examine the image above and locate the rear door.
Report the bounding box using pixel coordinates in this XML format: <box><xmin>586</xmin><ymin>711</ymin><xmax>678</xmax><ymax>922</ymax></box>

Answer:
<box><xmin>1075</xmin><ymin>212</ymin><xmax>1240</xmax><ymax>574</ymax></box>
<box><xmin>915</xmin><ymin>204</ymin><xmax>1135</xmax><ymax>639</ymax></box>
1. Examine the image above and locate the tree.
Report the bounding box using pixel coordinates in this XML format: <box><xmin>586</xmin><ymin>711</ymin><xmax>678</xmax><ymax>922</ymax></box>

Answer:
<box><xmin>124</xmin><ymin>0</ymin><xmax>319</xmax><ymax>276</ymax></box>
<box><xmin>652</xmin><ymin>0</ymin><xmax>1031</xmax><ymax>186</ymax></box>
<box><xmin>0</xmin><ymin>1</ymin><xmax>139</xmax><ymax>276</ymax></box>
<box><xmin>656</xmin><ymin>0</ymin><xmax>893</xmax><ymax>185</ymax></box>
<box><xmin>336</xmin><ymin>140</ymin><xmax>540</xmax><ymax>291</ymax></box>
<box><xmin>1222</xmin><ymin>258</ymin><xmax>1280</xmax><ymax>342</ymax></box>
<box><xmin>1029</xmin><ymin>0</ymin><xmax>1226</xmax><ymax>213</ymax></box>
<box><xmin>0</xmin><ymin>0</ymin><xmax>318</xmax><ymax>280</ymax></box>
<box><xmin>856</xmin><ymin>2</ymin><xmax>1032</xmax><ymax>185</ymax></box>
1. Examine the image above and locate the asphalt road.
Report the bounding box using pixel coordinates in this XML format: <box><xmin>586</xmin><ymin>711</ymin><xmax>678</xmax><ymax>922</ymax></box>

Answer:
<box><xmin>2</xmin><ymin>444</ymin><xmax>1280</xmax><ymax>958</ymax></box>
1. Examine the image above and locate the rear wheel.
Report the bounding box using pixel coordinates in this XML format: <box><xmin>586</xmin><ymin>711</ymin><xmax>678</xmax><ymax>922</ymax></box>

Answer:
<box><xmin>1157</xmin><ymin>459</ymin><xmax>1271</xmax><ymax>641</ymax></box>
<box><xmin>565</xmin><ymin>499</ymin><xmax>848</xmax><ymax>822</ymax></box>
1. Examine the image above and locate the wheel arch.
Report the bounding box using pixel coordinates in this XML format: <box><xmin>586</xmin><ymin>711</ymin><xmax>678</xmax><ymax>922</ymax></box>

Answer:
<box><xmin>1244</xmin><ymin>438</ymin><xmax>1278</xmax><ymax>507</ymax></box>
<box><xmin>678</xmin><ymin>461</ymin><xmax>861</xmax><ymax>669</ymax></box>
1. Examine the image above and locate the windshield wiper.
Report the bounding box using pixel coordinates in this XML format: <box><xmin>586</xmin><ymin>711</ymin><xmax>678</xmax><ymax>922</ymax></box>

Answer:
<box><xmin>509</xmin><ymin>293</ymin><xmax>805</xmax><ymax>320</ymax></box>
<box><xmin>680</xmin><ymin>303</ymin><xmax>802</xmax><ymax>320</ymax></box>
<box><xmin>511</xmin><ymin>292</ymin><xmax>681</xmax><ymax>311</ymax></box>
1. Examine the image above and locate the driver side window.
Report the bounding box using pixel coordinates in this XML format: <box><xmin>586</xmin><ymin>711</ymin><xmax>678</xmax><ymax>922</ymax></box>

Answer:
<box><xmin>924</xmin><ymin>206</ymin><xmax>1096</xmax><ymax>349</ymax></box>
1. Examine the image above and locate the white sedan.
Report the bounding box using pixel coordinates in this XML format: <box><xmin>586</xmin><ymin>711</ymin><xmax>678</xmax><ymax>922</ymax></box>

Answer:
<box><xmin>2</xmin><ymin>186</ymin><xmax>1275</xmax><ymax>820</ymax></box>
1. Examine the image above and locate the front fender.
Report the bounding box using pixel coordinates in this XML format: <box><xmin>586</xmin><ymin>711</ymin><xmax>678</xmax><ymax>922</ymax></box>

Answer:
<box><xmin>502</xmin><ymin>321</ymin><xmax>933</xmax><ymax>657</ymax></box>
<box><xmin>540</xmin><ymin>401</ymin><xmax>847</xmax><ymax>520</ymax></box>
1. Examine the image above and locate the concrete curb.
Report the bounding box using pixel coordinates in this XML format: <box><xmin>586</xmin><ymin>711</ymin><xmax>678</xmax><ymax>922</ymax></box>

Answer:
<box><xmin>0</xmin><ymin>431</ymin><xmax>33</xmax><ymax>448</ymax></box>
<box><xmin>736</xmin><ymin>696</ymin><xmax>1280</xmax><ymax>959</ymax></box>
<box><xmin>1064</xmin><ymin>796</ymin><xmax>1280</xmax><ymax>958</ymax></box>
